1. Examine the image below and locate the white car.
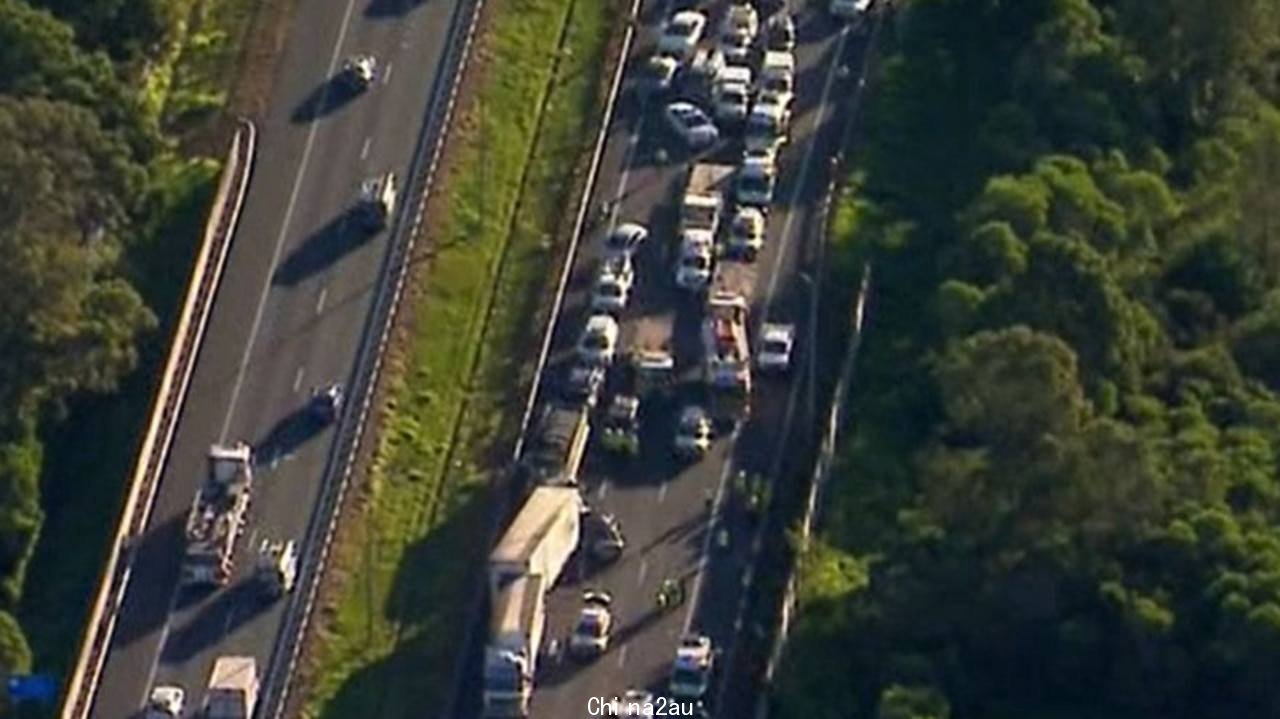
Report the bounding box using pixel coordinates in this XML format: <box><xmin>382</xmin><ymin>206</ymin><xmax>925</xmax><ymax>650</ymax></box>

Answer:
<box><xmin>591</xmin><ymin>254</ymin><xmax>635</xmax><ymax>313</ymax></box>
<box><xmin>736</xmin><ymin>156</ymin><xmax>777</xmax><ymax>208</ymax></box>
<box><xmin>760</xmin><ymin>50</ymin><xmax>795</xmax><ymax>95</ymax></box>
<box><xmin>657</xmin><ymin>10</ymin><xmax>707</xmax><ymax>61</ymax></box>
<box><xmin>670</xmin><ymin>633</ymin><xmax>715</xmax><ymax>699</ymax></box>
<box><xmin>577</xmin><ymin>314</ymin><xmax>620</xmax><ymax>366</ymax></box>
<box><xmin>569</xmin><ymin>590</ymin><xmax>613</xmax><ymax>659</ymax></box>
<box><xmin>603</xmin><ymin>222</ymin><xmax>648</xmax><ymax>259</ymax></box>
<box><xmin>713</xmin><ymin>81</ymin><xmax>751</xmax><ymax>124</ymax></box>
<box><xmin>145</xmin><ymin>685</ymin><xmax>185</xmax><ymax>718</ymax></box>
<box><xmin>757</xmin><ymin>323</ymin><xmax>795</xmax><ymax>372</ymax></box>
<box><xmin>719</xmin><ymin>3</ymin><xmax>759</xmax><ymax>64</ymax></box>
<box><xmin>830</xmin><ymin>0</ymin><xmax>873</xmax><ymax>20</ymax></box>
<box><xmin>675</xmin><ymin>229</ymin><xmax>715</xmax><ymax>291</ymax></box>
<box><xmin>728</xmin><ymin>205</ymin><xmax>766</xmax><ymax>259</ymax></box>
<box><xmin>713</xmin><ymin>65</ymin><xmax>753</xmax><ymax>124</ymax></box>
<box><xmin>665</xmin><ymin>101</ymin><xmax>720</xmax><ymax>150</ymax></box>
<box><xmin>674</xmin><ymin>405</ymin><xmax>713</xmax><ymax>458</ymax></box>
<box><xmin>636</xmin><ymin>54</ymin><xmax>679</xmax><ymax>99</ymax></box>
<box><xmin>621</xmin><ymin>689</ymin><xmax>656</xmax><ymax>717</ymax></box>
<box><xmin>745</xmin><ymin>130</ymin><xmax>786</xmax><ymax>158</ymax></box>
<box><xmin>747</xmin><ymin>91</ymin><xmax>792</xmax><ymax>140</ymax></box>
<box><xmin>342</xmin><ymin>53</ymin><xmax>378</xmax><ymax>89</ymax></box>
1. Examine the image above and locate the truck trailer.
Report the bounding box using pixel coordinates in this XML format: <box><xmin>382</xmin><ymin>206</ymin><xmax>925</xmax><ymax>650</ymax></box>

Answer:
<box><xmin>181</xmin><ymin>444</ymin><xmax>253</xmax><ymax>588</ymax></box>
<box><xmin>204</xmin><ymin>656</ymin><xmax>258</xmax><ymax>719</ymax></box>
<box><xmin>703</xmin><ymin>293</ymin><xmax>752</xmax><ymax>422</ymax></box>
<box><xmin>484</xmin><ymin>486</ymin><xmax>584</xmax><ymax>716</ymax></box>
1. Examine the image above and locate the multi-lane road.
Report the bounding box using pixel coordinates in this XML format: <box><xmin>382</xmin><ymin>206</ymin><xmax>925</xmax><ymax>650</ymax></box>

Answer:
<box><xmin>87</xmin><ymin>0</ymin><xmax>469</xmax><ymax>715</ymax></box>
<box><xmin>458</xmin><ymin>1</ymin><xmax>872</xmax><ymax>716</ymax></box>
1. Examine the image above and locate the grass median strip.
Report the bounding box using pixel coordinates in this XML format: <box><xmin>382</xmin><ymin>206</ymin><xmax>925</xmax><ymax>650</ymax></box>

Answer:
<box><xmin>297</xmin><ymin>0</ymin><xmax>619</xmax><ymax>716</ymax></box>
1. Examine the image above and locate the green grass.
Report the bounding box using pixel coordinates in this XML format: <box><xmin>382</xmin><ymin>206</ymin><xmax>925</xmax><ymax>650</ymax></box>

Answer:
<box><xmin>299</xmin><ymin>0</ymin><xmax>618</xmax><ymax>717</ymax></box>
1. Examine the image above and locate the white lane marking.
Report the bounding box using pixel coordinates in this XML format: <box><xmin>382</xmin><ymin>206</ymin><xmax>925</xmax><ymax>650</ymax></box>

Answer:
<box><xmin>217</xmin><ymin>0</ymin><xmax>361</xmax><ymax>442</ymax></box>
<box><xmin>360</xmin><ymin>136</ymin><xmax>372</xmax><ymax>159</ymax></box>
<box><xmin>597</xmin><ymin>480</ymin><xmax>609</xmax><ymax>501</ymax></box>
<box><xmin>293</xmin><ymin>367</ymin><xmax>306</xmax><ymax>392</ymax></box>
<box><xmin>763</xmin><ymin>26</ymin><xmax>851</xmax><ymax>317</ymax></box>
<box><xmin>637</xmin><ymin>558</ymin><xmax>648</xmax><ymax>586</ymax></box>
<box><xmin>142</xmin><ymin>0</ymin><xmax>364</xmax><ymax>705</ymax></box>
<box><xmin>316</xmin><ymin>286</ymin><xmax>329</xmax><ymax>314</ymax></box>
<box><xmin>382</xmin><ymin>62</ymin><xmax>395</xmax><ymax>85</ymax></box>
<box><xmin>657</xmin><ymin>481</ymin><xmax>668</xmax><ymax>504</ymax></box>
<box><xmin>682</xmin><ymin>429</ymin><xmax>738</xmax><ymax>634</ymax></box>
<box><xmin>616</xmin><ymin>644</ymin><xmax>629</xmax><ymax>668</ymax></box>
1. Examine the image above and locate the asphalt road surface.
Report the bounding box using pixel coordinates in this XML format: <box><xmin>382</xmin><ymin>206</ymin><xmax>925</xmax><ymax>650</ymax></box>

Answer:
<box><xmin>87</xmin><ymin>0</ymin><xmax>465</xmax><ymax>715</ymax></box>
<box><xmin>461</xmin><ymin>1</ymin><xmax>874</xmax><ymax>717</ymax></box>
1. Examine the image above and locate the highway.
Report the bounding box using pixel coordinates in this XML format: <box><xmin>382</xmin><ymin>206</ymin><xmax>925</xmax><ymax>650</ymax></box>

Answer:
<box><xmin>86</xmin><ymin>0</ymin><xmax>467</xmax><ymax>715</ymax></box>
<box><xmin>471</xmin><ymin>0</ymin><xmax>872</xmax><ymax>716</ymax></box>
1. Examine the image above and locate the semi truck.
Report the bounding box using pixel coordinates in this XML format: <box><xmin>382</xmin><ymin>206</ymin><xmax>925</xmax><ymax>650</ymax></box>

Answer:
<box><xmin>522</xmin><ymin>403</ymin><xmax>591</xmax><ymax>486</ymax></box>
<box><xmin>204</xmin><ymin>656</ymin><xmax>258</xmax><ymax>719</ymax></box>
<box><xmin>484</xmin><ymin>486</ymin><xmax>584</xmax><ymax>717</ymax></box>
<box><xmin>703</xmin><ymin>292</ymin><xmax>752</xmax><ymax>422</ymax></box>
<box><xmin>181</xmin><ymin>443</ymin><xmax>253</xmax><ymax>588</ymax></box>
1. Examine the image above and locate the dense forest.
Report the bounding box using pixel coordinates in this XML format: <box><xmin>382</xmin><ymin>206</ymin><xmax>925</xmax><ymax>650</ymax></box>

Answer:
<box><xmin>778</xmin><ymin>0</ymin><xmax>1280</xmax><ymax>717</ymax></box>
<box><xmin>0</xmin><ymin>0</ymin><xmax>221</xmax><ymax>688</ymax></box>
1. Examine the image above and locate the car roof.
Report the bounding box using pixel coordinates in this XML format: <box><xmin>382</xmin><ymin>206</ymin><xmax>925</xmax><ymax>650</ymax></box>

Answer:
<box><xmin>671</xmin><ymin>9</ymin><xmax>705</xmax><ymax>24</ymax></box>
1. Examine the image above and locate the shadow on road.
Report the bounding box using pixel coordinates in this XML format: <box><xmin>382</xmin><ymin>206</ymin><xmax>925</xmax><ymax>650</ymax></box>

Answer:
<box><xmin>292</xmin><ymin>77</ymin><xmax>362</xmax><ymax>124</ymax></box>
<box><xmin>109</xmin><ymin>514</ymin><xmax>184</xmax><ymax>648</ymax></box>
<box><xmin>364</xmin><ymin>0</ymin><xmax>424</xmax><ymax>19</ymax></box>
<box><xmin>273</xmin><ymin>207</ymin><xmax>365</xmax><ymax>286</ymax></box>
<box><xmin>161</xmin><ymin>579</ymin><xmax>273</xmax><ymax>662</ymax></box>
<box><xmin>255</xmin><ymin>404</ymin><xmax>328</xmax><ymax>467</ymax></box>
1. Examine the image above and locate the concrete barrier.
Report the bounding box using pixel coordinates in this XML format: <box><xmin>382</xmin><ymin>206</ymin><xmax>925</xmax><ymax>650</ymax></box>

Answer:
<box><xmin>59</xmin><ymin>118</ymin><xmax>258</xmax><ymax>719</ymax></box>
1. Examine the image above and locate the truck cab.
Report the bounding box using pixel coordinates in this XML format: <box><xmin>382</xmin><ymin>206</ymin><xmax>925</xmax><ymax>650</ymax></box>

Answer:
<box><xmin>255</xmin><ymin>538</ymin><xmax>299</xmax><ymax>601</ymax></box>
<box><xmin>359</xmin><ymin>171</ymin><xmax>398</xmax><ymax>232</ymax></box>
<box><xmin>736</xmin><ymin>156</ymin><xmax>778</xmax><ymax>208</ymax></box>
<box><xmin>524</xmin><ymin>403</ymin><xmax>591</xmax><ymax>485</ymax></box>
<box><xmin>601</xmin><ymin>394</ymin><xmax>641</xmax><ymax>456</ymax></box>
<box><xmin>676</xmin><ymin>229</ymin><xmax>715</xmax><ymax>292</ymax></box>
<box><xmin>145</xmin><ymin>685</ymin><xmax>185</xmax><ymax>718</ymax></box>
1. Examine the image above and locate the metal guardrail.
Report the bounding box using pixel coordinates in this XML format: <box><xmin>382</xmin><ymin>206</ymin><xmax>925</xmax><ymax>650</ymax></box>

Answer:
<box><xmin>59</xmin><ymin>118</ymin><xmax>258</xmax><ymax>719</ymax></box>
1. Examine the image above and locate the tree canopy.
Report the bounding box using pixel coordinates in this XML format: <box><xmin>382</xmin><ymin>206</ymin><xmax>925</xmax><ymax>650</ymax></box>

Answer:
<box><xmin>777</xmin><ymin>0</ymin><xmax>1280</xmax><ymax>717</ymax></box>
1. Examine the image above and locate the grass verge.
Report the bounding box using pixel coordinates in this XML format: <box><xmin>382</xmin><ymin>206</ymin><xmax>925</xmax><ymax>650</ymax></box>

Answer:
<box><xmin>295</xmin><ymin>0</ymin><xmax>620</xmax><ymax>716</ymax></box>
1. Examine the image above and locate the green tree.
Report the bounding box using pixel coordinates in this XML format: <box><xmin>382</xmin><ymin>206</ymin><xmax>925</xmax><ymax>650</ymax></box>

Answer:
<box><xmin>0</xmin><ymin>96</ymin><xmax>154</xmax><ymax>424</ymax></box>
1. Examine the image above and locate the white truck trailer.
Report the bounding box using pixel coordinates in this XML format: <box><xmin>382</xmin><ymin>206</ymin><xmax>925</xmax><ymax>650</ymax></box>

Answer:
<box><xmin>204</xmin><ymin>656</ymin><xmax>259</xmax><ymax>719</ymax></box>
<box><xmin>484</xmin><ymin>486</ymin><xmax>584</xmax><ymax>717</ymax></box>
<box><xmin>181</xmin><ymin>443</ymin><xmax>253</xmax><ymax>588</ymax></box>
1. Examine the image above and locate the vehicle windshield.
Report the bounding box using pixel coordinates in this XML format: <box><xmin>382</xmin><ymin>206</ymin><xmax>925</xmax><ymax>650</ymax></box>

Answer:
<box><xmin>741</xmin><ymin>176</ymin><xmax>770</xmax><ymax>194</ymax></box>
<box><xmin>671</xmin><ymin>667</ymin><xmax>706</xmax><ymax>688</ymax></box>
<box><xmin>577</xmin><ymin>614</ymin><xmax>603</xmax><ymax>636</ymax></box>
<box><xmin>484</xmin><ymin>662</ymin><xmax>521</xmax><ymax>691</ymax></box>
<box><xmin>764</xmin><ymin>339</ymin><xmax>789</xmax><ymax>355</ymax></box>
<box><xmin>597</xmin><ymin>282</ymin><xmax>622</xmax><ymax>297</ymax></box>
<box><xmin>671</xmin><ymin>19</ymin><xmax>697</xmax><ymax>37</ymax></box>
<box><xmin>584</xmin><ymin>333</ymin><xmax>608</xmax><ymax>350</ymax></box>
<box><xmin>682</xmin><ymin>254</ymin><xmax>709</xmax><ymax>270</ymax></box>
<box><xmin>722</xmin><ymin>88</ymin><xmax>748</xmax><ymax>104</ymax></box>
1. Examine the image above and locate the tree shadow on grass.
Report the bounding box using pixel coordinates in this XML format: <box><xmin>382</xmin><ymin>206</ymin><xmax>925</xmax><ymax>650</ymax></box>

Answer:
<box><xmin>317</xmin><ymin>482</ymin><xmax>494</xmax><ymax>719</ymax></box>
